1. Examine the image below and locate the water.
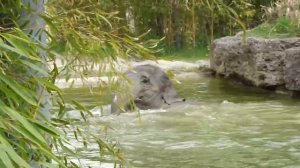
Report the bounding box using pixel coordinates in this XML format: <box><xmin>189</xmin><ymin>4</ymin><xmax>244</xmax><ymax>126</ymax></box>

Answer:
<box><xmin>62</xmin><ymin>73</ymin><xmax>300</xmax><ymax>168</ymax></box>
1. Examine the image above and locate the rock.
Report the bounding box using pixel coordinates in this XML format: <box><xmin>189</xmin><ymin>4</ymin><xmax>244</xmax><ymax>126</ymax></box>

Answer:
<box><xmin>284</xmin><ymin>47</ymin><xmax>300</xmax><ymax>90</ymax></box>
<box><xmin>210</xmin><ymin>35</ymin><xmax>300</xmax><ymax>90</ymax></box>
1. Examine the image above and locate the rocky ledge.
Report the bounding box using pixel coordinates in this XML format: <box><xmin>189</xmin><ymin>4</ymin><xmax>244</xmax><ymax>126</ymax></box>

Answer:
<box><xmin>210</xmin><ymin>35</ymin><xmax>300</xmax><ymax>94</ymax></box>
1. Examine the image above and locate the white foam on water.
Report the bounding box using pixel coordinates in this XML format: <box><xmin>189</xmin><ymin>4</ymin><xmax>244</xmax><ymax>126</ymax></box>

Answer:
<box><xmin>67</xmin><ymin>158</ymin><xmax>118</xmax><ymax>168</ymax></box>
<box><xmin>139</xmin><ymin>109</ymin><xmax>167</xmax><ymax>114</ymax></box>
<box><xmin>164</xmin><ymin>141</ymin><xmax>202</xmax><ymax>150</ymax></box>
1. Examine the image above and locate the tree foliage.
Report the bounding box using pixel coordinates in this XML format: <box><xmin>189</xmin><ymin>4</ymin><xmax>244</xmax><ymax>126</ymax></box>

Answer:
<box><xmin>96</xmin><ymin>0</ymin><xmax>276</xmax><ymax>49</ymax></box>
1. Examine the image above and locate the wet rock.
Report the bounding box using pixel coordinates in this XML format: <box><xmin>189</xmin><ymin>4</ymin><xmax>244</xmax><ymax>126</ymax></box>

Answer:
<box><xmin>211</xmin><ymin>35</ymin><xmax>300</xmax><ymax>91</ymax></box>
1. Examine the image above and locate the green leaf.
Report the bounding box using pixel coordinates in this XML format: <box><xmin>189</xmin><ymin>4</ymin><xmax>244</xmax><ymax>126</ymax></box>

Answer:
<box><xmin>0</xmin><ymin>72</ymin><xmax>38</xmax><ymax>106</ymax></box>
<box><xmin>0</xmin><ymin>30</ymin><xmax>42</xmax><ymax>62</ymax></box>
<box><xmin>0</xmin><ymin>147</ymin><xmax>14</xmax><ymax>168</ymax></box>
<box><xmin>7</xmin><ymin>121</ymin><xmax>47</xmax><ymax>148</ymax></box>
<box><xmin>71</xmin><ymin>100</ymin><xmax>93</xmax><ymax>117</ymax></box>
<box><xmin>40</xmin><ymin>14</ymin><xmax>59</xmax><ymax>33</ymax></box>
<box><xmin>4</xmin><ymin>122</ymin><xmax>67</xmax><ymax>168</ymax></box>
<box><xmin>0</xmin><ymin>135</ymin><xmax>31</xmax><ymax>168</ymax></box>
<box><xmin>29</xmin><ymin>119</ymin><xmax>61</xmax><ymax>137</ymax></box>
<box><xmin>38</xmin><ymin>78</ymin><xmax>61</xmax><ymax>92</ymax></box>
<box><xmin>0</xmin><ymin>103</ymin><xmax>47</xmax><ymax>145</ymax></box>
<box><xmin>98</xmin><ymin>14</ymin><xmax>113</xmax><ymax>29</ymax></box>
<box><xmin>19</xmin><ymin>59</ymin><xmax>48</xmax><ymax>76</ymax></box>
<box><xmin>58</xmin><ymin>140</ymin><xmax>77</xmax><ymax>156</ymax></box>
<box><xmin>0</xmin><ymin>82</ymin><xmax>20</xmax><ymax>105</ymax></box>
<box><xmin>51</xmin><ymin>118</ymin><xmax>71</xmax><ymax>126</ymax></box>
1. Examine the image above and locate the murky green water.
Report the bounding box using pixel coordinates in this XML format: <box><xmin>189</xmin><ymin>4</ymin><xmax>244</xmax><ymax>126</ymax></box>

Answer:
<box><xmin>62</xmin><ymin>73</ymin><xmax>300</xmax><ymax>168</ymax></box>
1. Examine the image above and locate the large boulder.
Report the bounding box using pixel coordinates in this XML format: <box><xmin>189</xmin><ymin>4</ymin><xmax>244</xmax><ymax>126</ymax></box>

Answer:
<box><xmin>210</xmin><ymin>35</ymin><xmax>300</xmax><ymax>90</ymax></box>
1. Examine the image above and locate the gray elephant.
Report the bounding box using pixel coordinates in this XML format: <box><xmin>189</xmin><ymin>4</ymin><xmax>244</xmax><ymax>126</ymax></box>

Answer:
<box><xmin>111</xmin><ymin>64</ymin><xmax>185</xmax><ymax>114</ymax></box>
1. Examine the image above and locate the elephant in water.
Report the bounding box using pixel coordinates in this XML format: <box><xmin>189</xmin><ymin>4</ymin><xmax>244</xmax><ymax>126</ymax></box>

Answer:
<box><xmin>111</xmin><ymin>64</ymin><xmax>185</xmax><ymax>114</ymax></box>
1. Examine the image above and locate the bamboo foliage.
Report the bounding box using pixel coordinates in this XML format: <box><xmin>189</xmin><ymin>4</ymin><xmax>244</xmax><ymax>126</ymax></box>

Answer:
<box><xmin>0</xmin><ymin>0</ymin><xmax>160</xmax><ymax>167</ymax></box>
<box><xmin>0</xmin><ymin>24</ymin><xmax>67</xmax><ymax>167</ymax></box>
<box><xmin>103</xmin><ymin>0</ymin><xmax>272</xmax><ymax>49</ymax></box>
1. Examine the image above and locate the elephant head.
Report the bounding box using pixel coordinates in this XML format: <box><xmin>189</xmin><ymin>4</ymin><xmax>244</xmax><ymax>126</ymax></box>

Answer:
<box><xmin>111</xmin><ymin>64</ymin><xmax>185</xmax><ymax>114</ymax></box>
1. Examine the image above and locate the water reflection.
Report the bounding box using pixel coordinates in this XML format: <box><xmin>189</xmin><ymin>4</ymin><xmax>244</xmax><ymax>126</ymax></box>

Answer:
<box><xmin>62</xmin><ymin>73</ymin><xmax>300</xmax><ymax>168</ymax></box>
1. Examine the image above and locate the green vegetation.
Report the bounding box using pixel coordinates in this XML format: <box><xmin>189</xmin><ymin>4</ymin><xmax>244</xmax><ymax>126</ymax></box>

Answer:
<box><xmin>251</xmin><ymin>0</ymin><xmax>300</xmax><ymax>38</ymax></box>
<box><xmin>104</xmin><ymin>0</ymin><xmax>273</xmax><ymax>50</ymax></box>
<box><xmin>0</xmin><ymin>0</ymin><xmax>156</xmax><ymax>167</ymax></box>
<box><xmin>49</xmin><ymin>0</ymin><xmax>276</xmax><ymax>57</ymax></box>
<box><xmin>251</xmin><ymin>17</ymin><xmax>300</xmax><ymax>38</ymax></box>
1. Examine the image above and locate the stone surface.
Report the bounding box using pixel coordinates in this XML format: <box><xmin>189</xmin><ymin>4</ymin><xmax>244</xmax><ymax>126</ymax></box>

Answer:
<box><xmin>284</xmin><ymin>47</ymin><xmax>300</xmax><ymax>90</ymax></box>
<box><xmin>211</xmin><ymin>36</ymin><xmax>300</xmax><ymax>90</ymax></box>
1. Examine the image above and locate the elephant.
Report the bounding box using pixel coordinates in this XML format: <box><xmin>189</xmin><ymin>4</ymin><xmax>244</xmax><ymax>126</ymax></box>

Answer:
<box><xmin>111</xmin><ymin>64</ymin><xmax>185</xmax><ymax>114</ymax></box>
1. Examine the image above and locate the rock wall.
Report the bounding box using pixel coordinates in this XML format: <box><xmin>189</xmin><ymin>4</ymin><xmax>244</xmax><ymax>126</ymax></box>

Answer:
<box><xmin>284</xmin><ymin>47</ymin><xmax>300</xmax><ymax>90</ymax></box>
<box><xmin>210</xmin><ymin>35</ymin><xmax>300</xmax><ymax>91</ymax></box>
